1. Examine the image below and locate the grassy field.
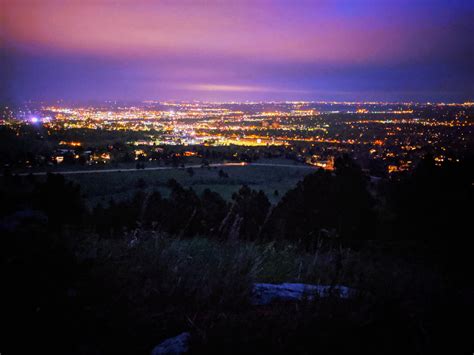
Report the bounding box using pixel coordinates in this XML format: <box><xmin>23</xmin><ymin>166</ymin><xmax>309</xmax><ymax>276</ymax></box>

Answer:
<box><xmin>66</xmin><ymin>159</ymin><xmax>315</xmax><ymax>206</ymax></box>
<box><xmin>8</xmin><ymin>231</ymin><xmax>452</xmax><ymax>354</ymax></box>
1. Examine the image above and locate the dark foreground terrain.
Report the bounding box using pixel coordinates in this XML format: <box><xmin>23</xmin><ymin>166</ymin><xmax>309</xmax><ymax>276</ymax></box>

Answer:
<box><xmin>1</xmin><ymin>155</ymin><xmax>473</xmax><ymax>354</ymax></box>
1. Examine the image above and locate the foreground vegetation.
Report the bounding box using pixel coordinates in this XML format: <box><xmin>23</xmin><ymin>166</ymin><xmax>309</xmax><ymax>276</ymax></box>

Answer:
<box><xmin>3</xmin><ymin>229</ymin><xmax>472</xmax><ymax>354</ymax></box>
<box><xmin>1</xmin><ymin>154</ymin><xmax>473</xmax><ymax>354</ymax></box>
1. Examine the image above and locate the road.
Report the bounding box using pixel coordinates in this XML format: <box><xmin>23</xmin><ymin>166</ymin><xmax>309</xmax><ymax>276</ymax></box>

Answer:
<box><xmin>16</xmin><ymin>162</ymin><xmax>317</xmax><ymax>176</ymax></box>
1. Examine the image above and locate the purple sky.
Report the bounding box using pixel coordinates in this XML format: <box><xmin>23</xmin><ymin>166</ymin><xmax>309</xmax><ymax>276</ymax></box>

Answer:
<box><xmin>2</xmin><ymin>0</ymin><xmax>473</xmax><ymax>103</ymax></box>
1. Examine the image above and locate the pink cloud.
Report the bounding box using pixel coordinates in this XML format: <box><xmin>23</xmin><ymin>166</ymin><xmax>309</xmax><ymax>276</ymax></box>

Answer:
<box><xmin>2</xmin><ymin>0</ymin><xmax>448</xmax><ymax>64</ymax></box>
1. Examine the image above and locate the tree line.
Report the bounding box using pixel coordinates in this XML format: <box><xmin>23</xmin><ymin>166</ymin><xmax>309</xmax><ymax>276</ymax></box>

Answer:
<box><xmin>2</xmin><ymin>154</ymin><xmax>472</xmax><ymax>249</ymax></box>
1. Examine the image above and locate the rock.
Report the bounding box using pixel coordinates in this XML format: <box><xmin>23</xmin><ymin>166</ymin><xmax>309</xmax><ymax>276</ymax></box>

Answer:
<box><xmin>149</xmin><ymin>284</ymin><xmax>355</xmax><ymax>353</ymax></box>
<box><xmin>252</xmin><ymin>283</ymin><xmax>354</xmax><ymax>305</ymax></box>
<box><xmin>151</xmin><ymin>332</ymin><xmax>190</xmax><ymax>355</ymax></box>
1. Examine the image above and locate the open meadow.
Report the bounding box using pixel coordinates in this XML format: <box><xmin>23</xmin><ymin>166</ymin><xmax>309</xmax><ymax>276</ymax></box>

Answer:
<box><xmin>64</xmin><ymin>160</ymin><xmax>315</xmax><ymax>206</ymax></box>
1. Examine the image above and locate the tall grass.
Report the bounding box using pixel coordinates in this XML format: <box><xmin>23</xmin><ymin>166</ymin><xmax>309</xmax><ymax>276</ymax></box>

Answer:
<box><xmin>74</xmin><ymin>232</ymin><xmax>369</xmax><ymax>310</ymax></box>
<box><xmin>4</xmin><ymin>228</ymin><xmax>455</xmax><ymax>354</ymax></box>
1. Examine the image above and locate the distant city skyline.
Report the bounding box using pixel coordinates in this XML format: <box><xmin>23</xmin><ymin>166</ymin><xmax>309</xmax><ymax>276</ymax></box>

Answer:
<box><xmin>2</xmin><ymin>0</ymin><xmax>473</xmax><ymax>103</ymax></box>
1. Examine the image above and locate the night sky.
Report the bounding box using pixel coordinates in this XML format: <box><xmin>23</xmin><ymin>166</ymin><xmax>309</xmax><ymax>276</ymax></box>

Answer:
<box><xmin>2</xmin><ymin>0</ymin><xmax>473</xmax><ymax>103</ymax></box>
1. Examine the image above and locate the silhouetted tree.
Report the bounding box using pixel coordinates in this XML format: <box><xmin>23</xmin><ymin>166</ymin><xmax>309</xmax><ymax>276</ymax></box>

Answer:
<box><xmin>143</xmin><ymin>190</ymin><xmax>165</xmax><ymax>228</ymax></box>
<box><xmin>32</xmin><ymin>173</ymin><xmax>86</xmax><ymax>228</ymax></box>
<box><xmin>159</xmin><ymin>179</ymin><xmax>202</xmax><ymax>235</ymax></box>
<box><xmin>221</xmin><ymin>185</ymin><xmax>270</xmax><ymax>240</ymax></box>
<box><xmin>200</xmin><ymin>188</ymin><xmax>229</xmax><ymax>235</ymax></box>
<box><xmin>388</xmin><ymin>154</ymin><xmax>473</xmax><ymax>245</ymax></box>
<box><xmin>263</xmin><ymin>155</ymin><xmax>375</xmax><ymax>245</ymax></box>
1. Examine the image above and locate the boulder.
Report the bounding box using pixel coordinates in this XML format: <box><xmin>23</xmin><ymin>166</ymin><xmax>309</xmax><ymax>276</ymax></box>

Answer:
<box><xmin>252</xmin><ymin>283</ymin><xmax>354</xmax><ymax>305</ymax></box>
<box><xmin>151</xmin><ymin>332</ymin><xmax>190</xmax><ymax>355</ymax></box>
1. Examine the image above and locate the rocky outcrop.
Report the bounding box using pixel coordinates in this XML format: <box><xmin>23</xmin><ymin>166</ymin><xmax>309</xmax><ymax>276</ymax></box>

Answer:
<box><xmin>252</xmin><ymin>283</ymin><xmax>354</xmax><ymax>305</ymax></box>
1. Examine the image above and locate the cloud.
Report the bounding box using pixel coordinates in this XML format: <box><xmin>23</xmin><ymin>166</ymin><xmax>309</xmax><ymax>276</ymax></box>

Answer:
<box><xmin>2</xmin><ymin>0</ymin><xmax>473</xmax><ymax>102</ymax></box>
<box><xmin>4</xmin><ymin>0</ymin><xmax>471</xmax><ymax>64</ymax></box>
<box><xmin>179</xmin><ymin>84</ymin><xmax>310</xmax><ymax>93</ymax></box>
